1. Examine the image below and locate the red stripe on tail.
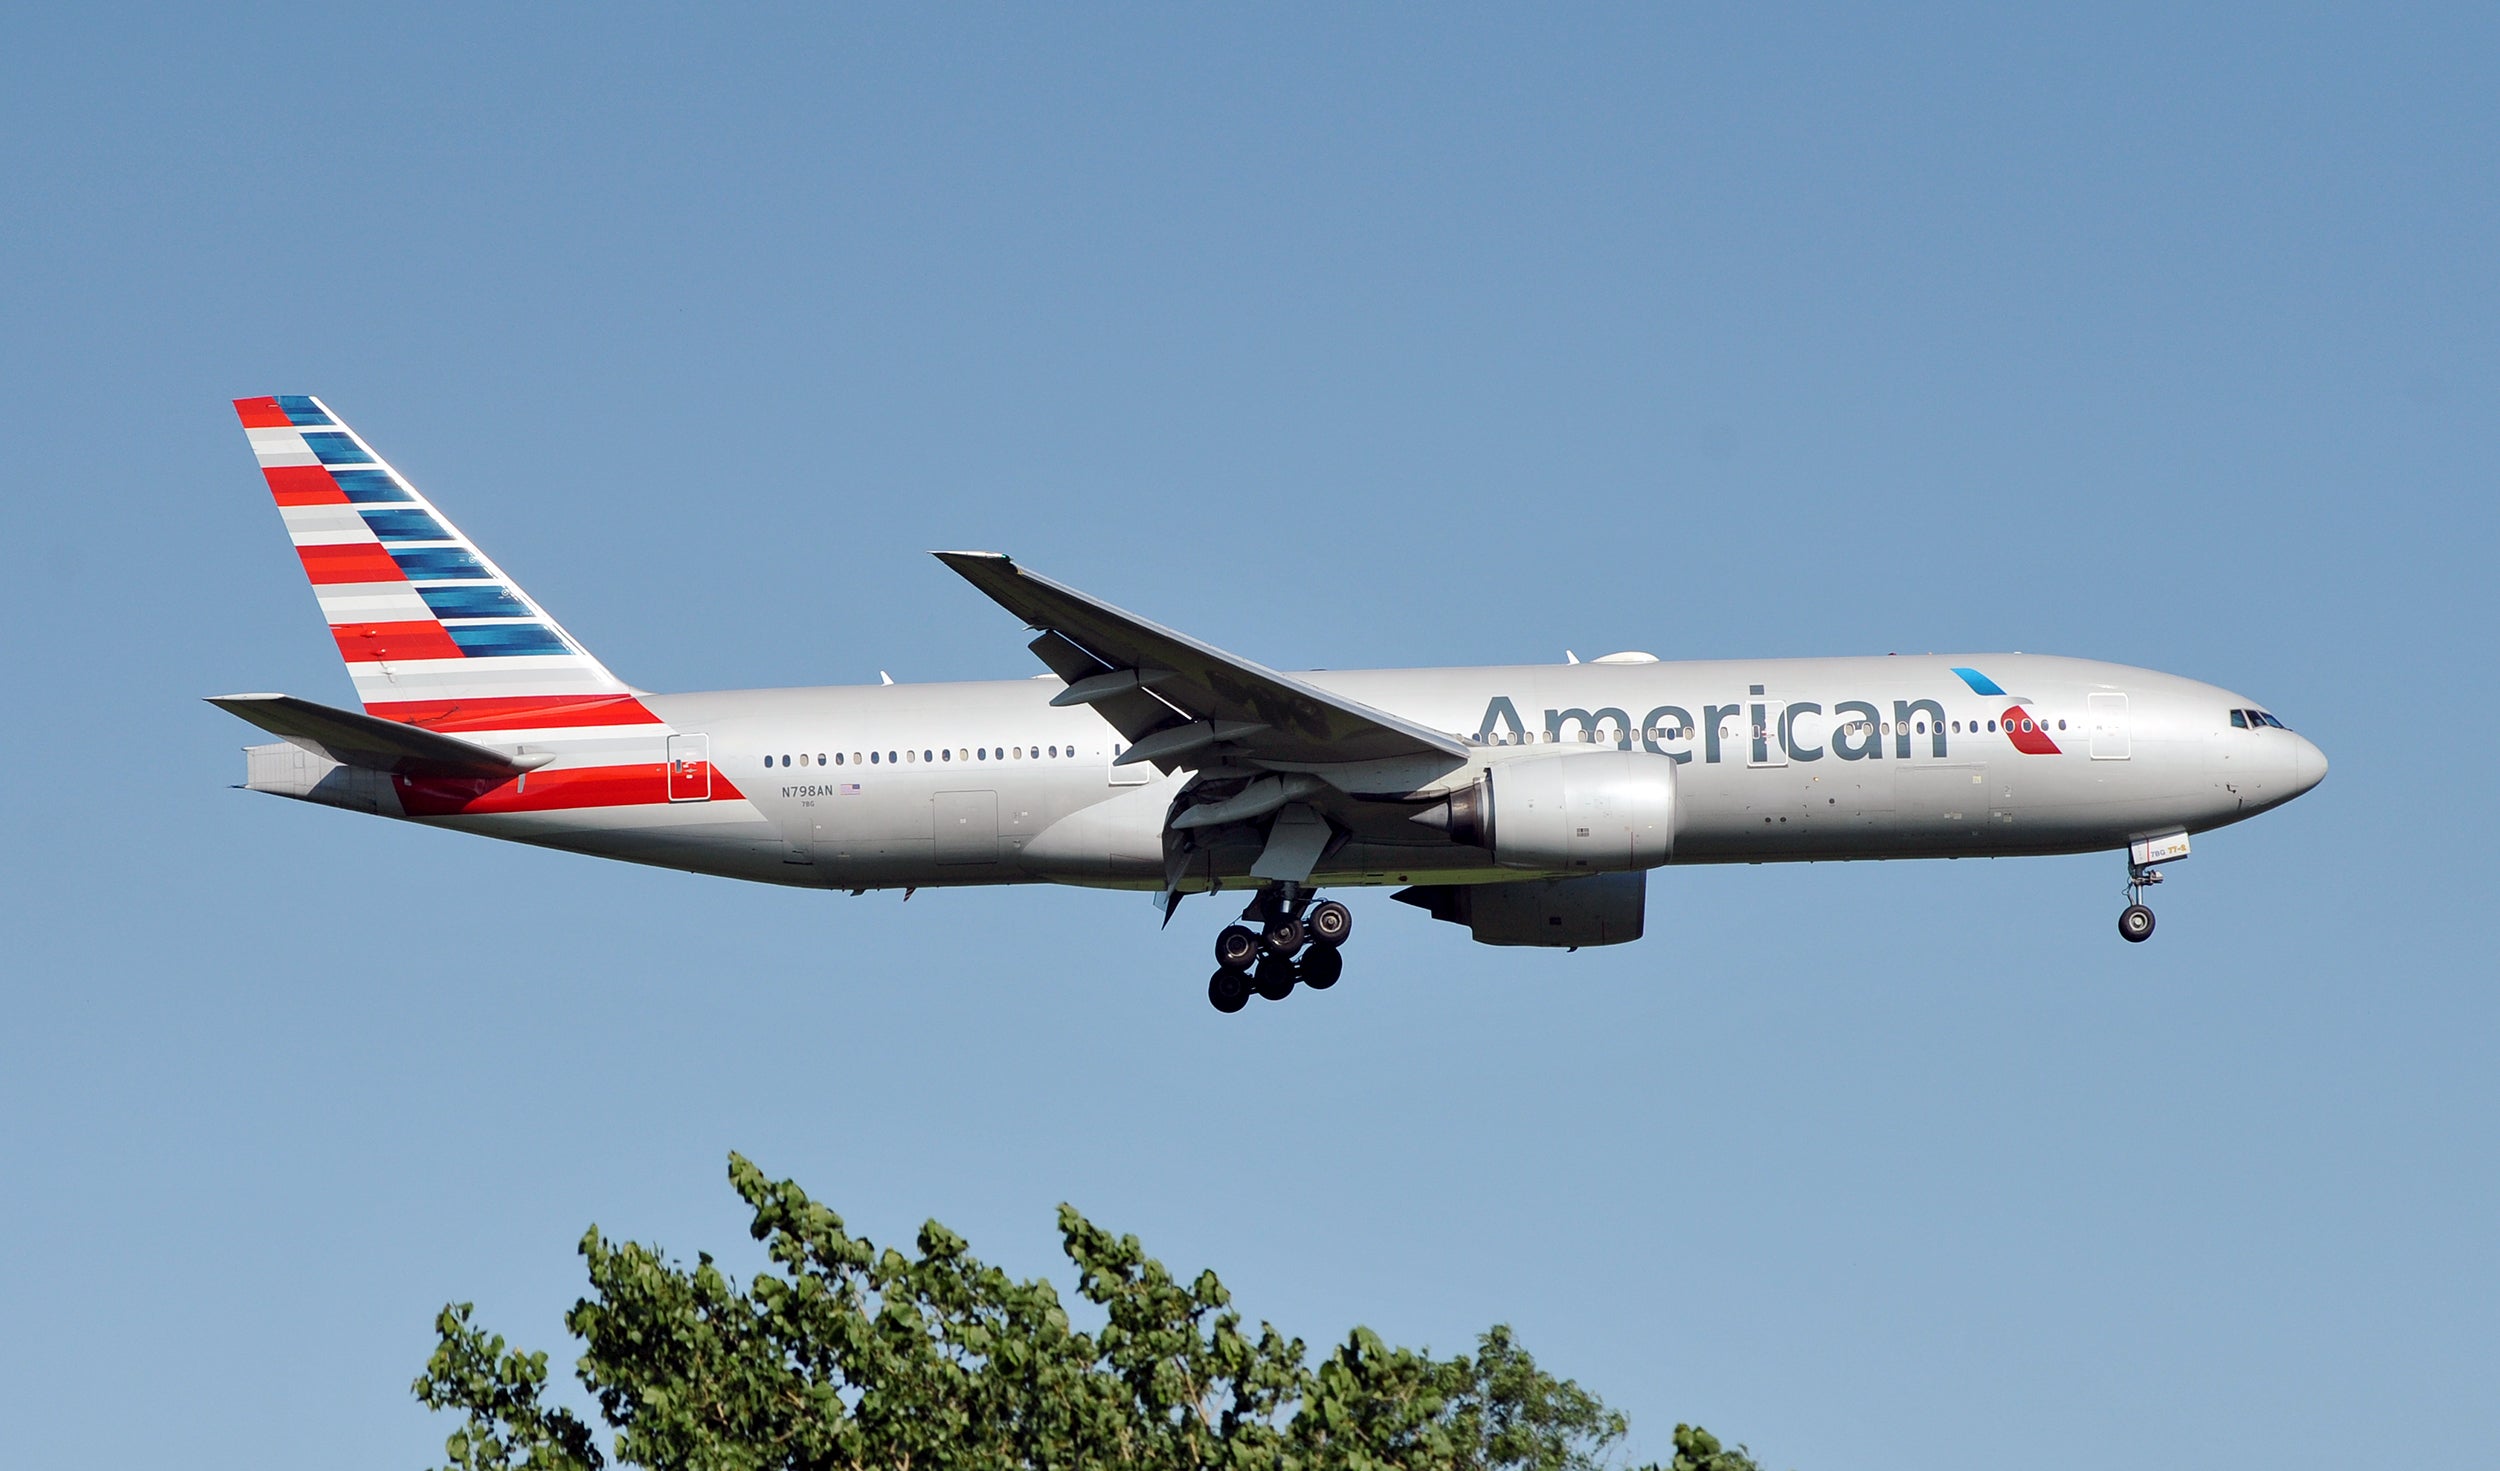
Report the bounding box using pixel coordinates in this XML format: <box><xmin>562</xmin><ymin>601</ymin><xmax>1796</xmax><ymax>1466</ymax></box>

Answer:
<box><xmin>333</xmin><ymin>620</ymin><xmax>465</xmax><ymax>662</ymax></box>
<box><xmin>297</xmin><ymin>543</ymin><xmax>405</xmax><ymax>584</ymax></box>
<box><xmin>396</xmin><ymin>762</ymin><xmax>744</xmax><ymax>817</ymax></box>
<box><xmin>264</xmin><ymin>465</ymin><xmax>345</xmax><ymax>505</ymax></box>
<box><xmin>233</xmin><ymin>396</ymin><xmax>291</xmax><ymax>429</ymax></box>
<box><xmin>363</xmin><ymin>694</ymin><xmax>666</xmax><ymax>732</ymax></box>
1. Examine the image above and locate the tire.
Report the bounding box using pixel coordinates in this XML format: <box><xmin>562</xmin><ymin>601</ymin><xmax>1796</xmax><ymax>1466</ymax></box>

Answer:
<box><xmin>1297</xmin><ymin>944</ymin><xmax>1343</xmax><ymax>991</ymax></box>
<box><xmin>1306</xmin><ymin>900</ymin><xmax>1353</xmax><ymax>948</ymax></box>
<box><xmin>2118</xmin><ymin>904</ymin><xmax>2156</xmax><ymax>943</ymax></box>
<box><xmin>1262</xmin><ymin>916</ymin><xmax>1306</xmax><ymax>957</ymax></box>
<box><xmin>1253</xmin><ymin>955</ymin><xmax>1297</xmax><ymax>1000</ymax></box>
<box><xmin>1208</xmin><ymin>969</ymin><xmax>1251</xmax><ymax>1013</ymax></box>
<box><xmin>1215</xmin><ymin>925</ymin><xmax>1260</xmax><ymax>972</ymax></box>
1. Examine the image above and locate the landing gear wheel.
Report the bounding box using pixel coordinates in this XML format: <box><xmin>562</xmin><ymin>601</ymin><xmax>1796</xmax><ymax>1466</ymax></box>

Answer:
<box><xmin>2118</xmin><ymin>904</ymin><xmax>2156</xmax><ymax>943</ymax></box>
<box><xmin>1297</xmin><ymin>944</ymin><xmax>1343</xmax><ymax>991</ymax></box>
<box><xmin>1261</xmin><ymin>916</ymin><xmax>1306</xmax><ymax>958</ymax></box>
<box><xmin>1214</xmin><ymin>925</ymin><xmax>1260</xmax><ymax>973</ymax></box>
<box><xmin>1253</xmin><ymin>954</ymin><xmax>1297</xmax><ymax>1001</ymax></box>
<box><xmin>1306</xmin><ymin>900</ymin><xmax>1353</xmax><ymax>948</ymax></box>
<box><xmin>1208</xmin><ymin>969</ymin><xmax>1251</xmax><ymax>1013</ymax></box>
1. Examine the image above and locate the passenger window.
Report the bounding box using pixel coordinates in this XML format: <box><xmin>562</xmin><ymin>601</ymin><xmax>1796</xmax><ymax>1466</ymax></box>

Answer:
<box><xmin>834</xmin><ymin>753</ymin><xmax>844</xmax><ymax>766</ymax></box>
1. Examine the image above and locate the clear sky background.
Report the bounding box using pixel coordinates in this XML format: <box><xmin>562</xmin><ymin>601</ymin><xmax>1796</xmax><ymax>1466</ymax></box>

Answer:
<box><xmin>2</xmin><ymin>7</ymin><xmax>2493</xmax><ymax>1468</ymax></box>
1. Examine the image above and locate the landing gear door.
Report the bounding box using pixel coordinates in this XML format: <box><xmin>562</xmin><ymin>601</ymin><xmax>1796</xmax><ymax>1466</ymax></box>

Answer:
<box><xmin>2088</xmin><ymin>694</ymin><xmax>2130</xmax><ymax>761</ymax></box>
<box><xmin>667</xmin><ymin>733</ymin><xmax>712</xmax><ymax>801</ymax></box>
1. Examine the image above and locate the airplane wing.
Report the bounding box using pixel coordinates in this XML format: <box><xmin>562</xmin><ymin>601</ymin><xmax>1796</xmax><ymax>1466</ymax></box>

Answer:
<box><xmin>207</xmin><ymin>693</ymin><xmax>552</xmax><ymax>780</ymax></box>
<box><xmin>934</xmin><ymin>551</ymin><xmax>1470</xmax><ymax>772</ymax></box>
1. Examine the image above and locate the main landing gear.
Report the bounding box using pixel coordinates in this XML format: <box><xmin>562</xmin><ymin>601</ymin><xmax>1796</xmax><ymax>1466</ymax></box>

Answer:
<box><xmin>1207</xmin><ymin>885</ymin><xmax>1352</xmax><ymax>1013</ymax></box>
<box><xmin>2118</xmin><ymin>862</ymin><xmax>2163</xmax><ymax>943</ymax></box>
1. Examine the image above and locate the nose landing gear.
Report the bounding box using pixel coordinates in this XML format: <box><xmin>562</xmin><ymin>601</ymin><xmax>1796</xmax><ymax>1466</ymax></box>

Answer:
<box><xmin>1203</xmin><ymin>885</ymin><xmax>1352</xmax><ymax>1011</ymax></box>
<box><xmin>2118</xmin><ymin>863</ymin><xmax>2163</xmax><ymax>943</ymax></box>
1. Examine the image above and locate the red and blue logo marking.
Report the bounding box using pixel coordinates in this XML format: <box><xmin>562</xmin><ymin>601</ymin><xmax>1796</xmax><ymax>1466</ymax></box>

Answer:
<box><xmin>1952</xmin><ymin>667</ymin><xmax>2062</xmax><ymax>755</ymax></box>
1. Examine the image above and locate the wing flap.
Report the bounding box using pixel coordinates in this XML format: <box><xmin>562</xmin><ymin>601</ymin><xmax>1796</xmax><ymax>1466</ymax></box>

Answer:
<box><xmin>937</xmin><ymin>552</ymin><xmax>1469</xmax><ymax>770</ymax></box>
<box><xmin>1023</xmin><ymin>630</ymin><xmax>1187</xmax><ymax>744</ymax></box>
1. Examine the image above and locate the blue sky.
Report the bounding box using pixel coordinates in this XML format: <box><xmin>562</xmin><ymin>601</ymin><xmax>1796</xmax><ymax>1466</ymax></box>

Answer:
<box><xmin>1</xmin><ymin>7</ymin><xmax>2494</xmax><ymax>1468</ymax></box>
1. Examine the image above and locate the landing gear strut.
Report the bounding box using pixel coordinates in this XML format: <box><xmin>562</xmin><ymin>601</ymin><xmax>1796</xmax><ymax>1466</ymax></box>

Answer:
<box><xmin>2118</xmin><ymin>862</ymin><xmax>2163</xmax><ymax>943</ymax></box>
<box><xmin>1203</xmin><ymin>884</ymin><xmax>1351</xmax><ymax>1011</ymax></box>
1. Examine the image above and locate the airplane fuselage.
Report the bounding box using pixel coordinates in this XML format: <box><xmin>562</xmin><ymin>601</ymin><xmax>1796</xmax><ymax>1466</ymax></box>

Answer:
<box><xmin>217</xmin><ymin>395</ymin><xmax>2328</xmax><ymax>978</ymax></box>
<box><xmin>250</xmin><ymin>652</ymin><xmax>2323</xmax><ymax>893</ymax></box>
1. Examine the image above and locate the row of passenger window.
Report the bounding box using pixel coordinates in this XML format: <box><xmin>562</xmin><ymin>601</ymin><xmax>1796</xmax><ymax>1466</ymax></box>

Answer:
<box><xmin>762</xmin><ymin>744</ymin><xmax>1083</xmax><ymax>769</ymax></box>
<box><xmin>1481</xmin><ymin>715</ymin><xmax>2070</xmax><ymax>744</ymax></box>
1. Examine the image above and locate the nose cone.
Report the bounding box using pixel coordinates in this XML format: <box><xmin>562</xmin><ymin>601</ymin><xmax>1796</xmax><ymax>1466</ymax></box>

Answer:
<box><xmin>2291</xmin><ymin>734</ymin><xmax>2328</xmax><ymax>799</ymax></box>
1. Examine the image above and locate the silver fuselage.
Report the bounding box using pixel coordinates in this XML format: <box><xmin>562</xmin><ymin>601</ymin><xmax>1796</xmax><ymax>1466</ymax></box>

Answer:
<box><xmin>259</xmin><ymin>653</ymin><xmax>2319</xmax><ymax>894</ymax></box>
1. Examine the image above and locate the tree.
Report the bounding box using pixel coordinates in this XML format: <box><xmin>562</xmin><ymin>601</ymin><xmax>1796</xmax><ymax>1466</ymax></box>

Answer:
<box><xmin>414</xmin><ymin>1154</ymin><xmax>1765</xmax><ymax>1471</ymax></box>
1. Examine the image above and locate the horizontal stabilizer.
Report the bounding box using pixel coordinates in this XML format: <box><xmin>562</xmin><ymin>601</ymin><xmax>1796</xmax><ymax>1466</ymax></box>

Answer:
<box><xmin>206</xmin><ymin>693</ymin><xmax>551</xmax><ymax>779</ymax></box>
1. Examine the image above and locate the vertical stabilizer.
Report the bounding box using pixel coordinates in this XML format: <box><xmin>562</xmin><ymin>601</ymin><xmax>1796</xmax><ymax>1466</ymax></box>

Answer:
<box><xmin>232</xmin><ymin>395</ymin><xmax>660</xmax><ymax>737</ymax></box>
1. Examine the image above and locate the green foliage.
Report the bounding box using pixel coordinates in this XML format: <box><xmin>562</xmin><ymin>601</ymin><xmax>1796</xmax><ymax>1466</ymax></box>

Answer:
<box><xmin>414</xmin><ymin>1154</ymin><xmax>1765</xmax><ymax>1471</ymax></box>
<box><xmin>413</xmin><ymin>1304</ymin><xmax>601</xmax><ymax>1471</ymax></box>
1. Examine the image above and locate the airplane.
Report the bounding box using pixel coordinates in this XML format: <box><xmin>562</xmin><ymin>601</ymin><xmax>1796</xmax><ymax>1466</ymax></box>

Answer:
<box><xmin>214</xmin><ymin>395</ymin><xmax>2328</xmax><ymax>1011</ymax></box>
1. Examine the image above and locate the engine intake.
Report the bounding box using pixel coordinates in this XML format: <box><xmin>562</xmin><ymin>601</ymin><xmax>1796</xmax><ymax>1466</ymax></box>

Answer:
<box><xmin>1415</xmin><ymin>748</ymin><xmax>1677</xmax><ymax>872</ymax></box>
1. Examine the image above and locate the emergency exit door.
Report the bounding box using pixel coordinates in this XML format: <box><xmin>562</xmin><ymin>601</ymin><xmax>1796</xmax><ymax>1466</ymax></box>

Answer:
<box><xmin>2088</xmin><ymin>694</ymin><xmax>2130</xmax><ymax>760</ymax></box>
<box><xmin>667</xmin><ymin>733</ymin><xmax>712</xmax><ymax>801</ymax></box>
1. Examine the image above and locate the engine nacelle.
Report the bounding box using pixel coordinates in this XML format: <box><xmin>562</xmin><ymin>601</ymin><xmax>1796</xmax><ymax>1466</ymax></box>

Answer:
<box><xmin>1426</xmin><ymin>748</ymin><xmax>1677</xmax><ymax>872</ymax></box>
<box><xmin>1394</xmin><ymin>873</ymin><xmax>1646</xmax><ymax>947</ymax></box>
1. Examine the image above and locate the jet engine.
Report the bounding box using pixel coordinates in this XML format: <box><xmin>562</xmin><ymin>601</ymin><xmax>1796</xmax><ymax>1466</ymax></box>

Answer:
<box><xmin>1414</xmin><ymin>748</ymin><xmax>1677</xmax><ymax>872</ymax></box>
<box><xmin>1393</xmin><ymin>872</ymin><xmax>1647</xmax><ymax>947</ymax></box>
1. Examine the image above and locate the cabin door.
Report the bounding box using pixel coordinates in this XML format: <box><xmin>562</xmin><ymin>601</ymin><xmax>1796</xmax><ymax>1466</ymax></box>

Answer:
<box><xmin>2088</xmin><ymin>694</ymin><xmax>2131</xmax><ymax>761</ymax></box>
<box><xmin>667</xmin><ymin>733</ymin><xmax>711</xmax><ymax>801</ymax></box>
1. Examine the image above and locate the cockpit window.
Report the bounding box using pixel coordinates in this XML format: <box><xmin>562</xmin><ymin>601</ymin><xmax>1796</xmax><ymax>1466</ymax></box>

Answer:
<box><xmin>2259</xmin><ymin>711</ymin><xmax>2289</xmax><ymax>730</ymax></box>
<box><xmin>2230</xmin><ymin>709</ymin><xmax>2249</xmax><ymax>729</ymax></box>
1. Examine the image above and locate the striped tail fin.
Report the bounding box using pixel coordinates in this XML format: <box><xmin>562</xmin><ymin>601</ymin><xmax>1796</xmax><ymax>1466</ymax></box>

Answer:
<box><xmin>232</xmin><ymin>395</ymin><xmax>660</xmax><ymax>737</ymax></box>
